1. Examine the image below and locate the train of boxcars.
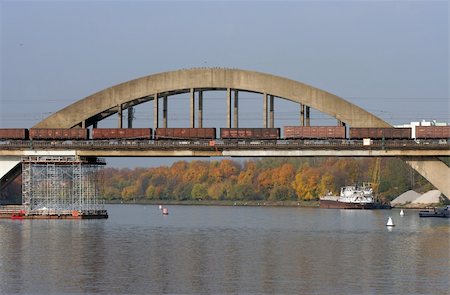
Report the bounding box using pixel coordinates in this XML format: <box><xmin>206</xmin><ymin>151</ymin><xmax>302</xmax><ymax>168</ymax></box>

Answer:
<box><xmin>0</xmin><ymin>126</ymin><xmax>448</xmax><ymax>141</ymax></box>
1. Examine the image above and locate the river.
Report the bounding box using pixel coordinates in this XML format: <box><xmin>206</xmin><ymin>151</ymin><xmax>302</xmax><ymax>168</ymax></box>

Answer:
<box><xmin>0</xmin><ymin>205</ymin><xmax>449</xmax><ymax>294</ymax></box>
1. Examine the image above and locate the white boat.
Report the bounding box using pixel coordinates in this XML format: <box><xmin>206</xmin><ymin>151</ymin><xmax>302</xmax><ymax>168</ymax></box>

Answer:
<box><xmin>320</xmin><ymin>183</ymin><xmax>391</xmax><ymax>209</ymax></box>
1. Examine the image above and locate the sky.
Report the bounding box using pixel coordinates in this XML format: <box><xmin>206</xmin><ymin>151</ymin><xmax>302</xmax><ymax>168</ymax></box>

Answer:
<box><xmin>1</xmin><ymin>0</ymin><xmax>448</xmax><ymax>167</ymax></box>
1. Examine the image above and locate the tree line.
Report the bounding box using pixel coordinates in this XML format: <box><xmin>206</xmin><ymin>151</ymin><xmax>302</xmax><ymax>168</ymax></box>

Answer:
<box><xmin>101</xmin><ymin>157</ymin><xmax>434</xmax><ymax>202</ymax></box>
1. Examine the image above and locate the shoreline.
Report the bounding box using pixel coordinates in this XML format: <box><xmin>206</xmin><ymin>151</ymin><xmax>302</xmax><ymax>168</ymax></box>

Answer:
<box><xmin>105</xmin><ymin>200</ymin><xmax>446</xmax><ymax>209</ymax></box>
<box><xmin>105</xmin><ymin>200</ymin><xmax>320</xmax><ymax>207</ymax></box>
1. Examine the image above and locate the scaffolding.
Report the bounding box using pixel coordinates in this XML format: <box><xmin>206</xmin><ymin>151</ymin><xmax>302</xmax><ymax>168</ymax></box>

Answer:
<box><xmin>21</xmin><ymin>156</ymin><xmax>106</xmax><ymax>216</ymax></box>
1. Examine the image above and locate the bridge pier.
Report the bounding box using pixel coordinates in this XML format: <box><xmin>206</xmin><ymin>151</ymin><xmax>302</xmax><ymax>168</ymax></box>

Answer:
<box><xmin>0</xmin><ymin>156</ymin><xmax>21</xmax><ymax>197</ymax></box>
<box><xmin>403</xmin><ymin>157</ymin><xmax>450</xmax><ymax>198</ymax></box>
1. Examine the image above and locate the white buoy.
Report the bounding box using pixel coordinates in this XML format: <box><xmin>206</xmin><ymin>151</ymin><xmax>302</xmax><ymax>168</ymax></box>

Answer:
<box><xmin>386</xmin><ymin>216</ymin><xmax>395</xmax><ymax>227</ymax></box>
<box><xmin>400</xmin><ymin>209</ymin><xmax>404</xmax><ymax>216</ymax></box>
<box><xmin>159</xmin><ymin>205</ymin><xmax>163</xmax><ymax>210</ymax></box>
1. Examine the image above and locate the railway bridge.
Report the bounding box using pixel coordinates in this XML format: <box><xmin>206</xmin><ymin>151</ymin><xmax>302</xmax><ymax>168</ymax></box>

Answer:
<box><xmin>1</xmin><ymin>68</ymin><xmax>449</xmax><ymax>198</ymax></box>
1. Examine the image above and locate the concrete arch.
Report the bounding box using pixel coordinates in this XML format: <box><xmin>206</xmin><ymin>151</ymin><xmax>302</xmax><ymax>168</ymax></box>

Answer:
<box><xmin>31</xmin><ymin>68</ymin><xmax>449</xmax><ymax>197</ymax></box>
<box><xmin>33</xmin><ymin>68</ymin><xmax>390</xmax><ymax>129</ymax></box>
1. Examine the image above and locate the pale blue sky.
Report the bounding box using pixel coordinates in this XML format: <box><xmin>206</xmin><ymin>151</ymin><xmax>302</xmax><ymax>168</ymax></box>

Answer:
<box><xmin>1</xmin><ymin>0</ymin><xmax>448</xmax><ymax>167</ymax></box>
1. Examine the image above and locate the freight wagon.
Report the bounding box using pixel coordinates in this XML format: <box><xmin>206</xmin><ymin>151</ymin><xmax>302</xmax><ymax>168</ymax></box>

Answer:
<box><xmin>349</xmin><ymin>128</ymin><xmax>411</xmax><ymax>139</ymax></box>
<box><xmin>415</xmin><ymin>126</ymin><xmax>450</xmax><ymax>139</ymax></box>
<box><xmin>0</xmin><ymin>128</ymin><xmax>28</xmax><ymax>139</ymax></box>
<box><xmin>284</xmin><ymin>126</ymin><xmax>346</xmax><ymax>139</ymax></box>
<box><xmin>155</xmin><ymin>128</ymin><xmax>216</xmax><ymax>139</ymax></box>
<box><xmin>92</xmin><ymin>128</ymin><xmax>153</xmax><ymax>139</ymax></box>
<box><xmin>29</xmin><ymin>128</ymin><xmax>89</xmax><ymax>140</ymax></box>
<box><xmin>220</xmin><ymin>128</ymin><xmax>280</xmax><ymax>140</ymax></box>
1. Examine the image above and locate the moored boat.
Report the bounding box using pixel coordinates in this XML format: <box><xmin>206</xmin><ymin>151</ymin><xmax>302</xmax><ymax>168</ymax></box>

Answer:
<box><xmin>419</xmin><ymin>206</ymin><xmax>450</xmax><ymax>218</ymax></box>
<box><xmin>320</xmin><ymin>184</ymin><xmax>391</xmax><ymax>209</ymax></box>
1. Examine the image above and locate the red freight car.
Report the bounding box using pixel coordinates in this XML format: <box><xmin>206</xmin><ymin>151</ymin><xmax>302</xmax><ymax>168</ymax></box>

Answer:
<box><xmin>0</xmin><ymin>129</ymin><xmax>29</xmax><ymax>139</ymax></box>
<box><xmin>29</xmin><ymin>128</ymin><xmax>89</xmax><ymax>140</ymax></box>
<box><xmin>220</xmin><ymin>128</ymin><xmax>280</xmax><ymax>139</ymax></box>
<box><xmin>92</xmin><ymin>128</ymin><xmax>152</xmax><ymax>139</ymax></box>
<box><xmin>415</xmin><ymin>126</ymin><xmax>450</xmax><ymax>139</ymax></box>
<box><xmin>349</xmin><ymin>128</ymin><xmax>411</xmax><ymax>139</ymax></box>
<box><xmin>284</xmin><ymin>126</ymin><xmax>346</xmax><ymax>139</ymax></box>
<box><xmin>155</xmin><ymin>128</ymin><xmax>216</xmax><ymax>139</ymax></box>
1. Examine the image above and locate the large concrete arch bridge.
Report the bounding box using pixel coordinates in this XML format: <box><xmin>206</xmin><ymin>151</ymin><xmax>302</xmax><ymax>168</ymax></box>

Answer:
<box><xmin>1</xmin><ymin>68</ymin><xmax>449</xmax><ymax>197</ymax></box>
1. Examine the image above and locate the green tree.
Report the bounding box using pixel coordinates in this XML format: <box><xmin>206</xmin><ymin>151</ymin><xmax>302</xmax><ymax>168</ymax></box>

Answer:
<box><xmin>191</xmin><ymin>183</ymin><xmax>209</xmax><ymax>200</ymax></box>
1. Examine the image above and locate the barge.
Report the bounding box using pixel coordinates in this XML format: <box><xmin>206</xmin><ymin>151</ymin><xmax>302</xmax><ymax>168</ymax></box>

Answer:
<box><xmin>0</xmin><ymin>205</ymin><xmax>108</xmax><ymax>219</ymax></box>
<box><xmin>320</xmin><ymin>184</ymin><xmax>391</xmax><ymax>209</ymax></box>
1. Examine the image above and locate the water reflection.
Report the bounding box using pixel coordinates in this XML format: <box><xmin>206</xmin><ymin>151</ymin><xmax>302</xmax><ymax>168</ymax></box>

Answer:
<box><xmin>0</xmin><ymin>205</ymin><xmax>448</xmax><ymax>294</ymax></box>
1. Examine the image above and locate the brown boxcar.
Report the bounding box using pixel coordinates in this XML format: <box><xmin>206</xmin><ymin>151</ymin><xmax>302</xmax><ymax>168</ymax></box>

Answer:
<box><xmin>0</xmin><ymin>129</ymin><xmax>28</xmax><ymax>139</ymax></box>
<box><xmin>415</xmin><ymin>126</ymin><xmax>450</xmax><ymax>139</ymax></box>
<box><xmin>92</xmin><ymin>128</ymin><xmax>152</xmax><ymax>139</ymax></box>
<box><xmin>349</xmin><ymin>128</ymin><xmax>411</xmax><ymax>139</ymax></box>
<box><xmin>284</xmin><ymin>126</ymin><xmax>346</xmax><ymax>139</ymax></box>
<box><xmin>220</xmin><ymin>128</ymin><xmax>280</xmax><ymax>139</ymax></box>
<box><xmin>155</xmin><ymin>128</ymin><xmax>216</xmax><ymax>139</ymax></box>
<box><xmin>29</xmin><ymin>128</ymin><xmax>89</xmax><ymax>140</ymax></box>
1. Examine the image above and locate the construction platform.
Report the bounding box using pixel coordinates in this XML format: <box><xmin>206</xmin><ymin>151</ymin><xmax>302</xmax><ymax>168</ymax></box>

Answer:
<box><xmin>0</xmin><ymin>205</ymin><xmax>108</xmax><ymax>219</ymax></box>
<box><xmin>1</xmin><ymin>155</ymin><xmax>108</xmax><ymax>220</ymax></box>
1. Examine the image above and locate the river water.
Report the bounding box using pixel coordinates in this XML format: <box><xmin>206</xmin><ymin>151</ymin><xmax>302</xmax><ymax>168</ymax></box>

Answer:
<box><xmin>0</xmin><ymin>205</ymin><xmax>449</xmax><ymax>294</ymax></box>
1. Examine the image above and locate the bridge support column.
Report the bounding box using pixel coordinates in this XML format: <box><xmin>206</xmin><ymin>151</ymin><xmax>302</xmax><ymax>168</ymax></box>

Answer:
<box><xmin>227</xmin><ymin>88</ymin><xmax>231</xmax><ymax>128</ymax></box>
<box><xmin>234</xmin><ymin>90</ymin><xmax>239</xmax><ymax>128</ymax></box>
<box><xmin>153</xmin><ymin>93</ymin><xmax>159</xmax><ymax>129</ymax></box>
<box><xmin>300</xmin><ymin>104</ymin><xmax>305</xmax><ymax>126</ymax></box>
<box><xmin>269</xmin><ymin>95</ymin><xmax>274</xmax><ymax>128</ymax></box>
<box><xmin>337</xmin><ymin>119</ymin><xmax>346</xmax><ymax>127</ymax></box>
<box><xmin>263</xmin><ymin>93</ymin><xmax>268</xmax><ymax>128</ymax></box>
<box><xmin>128</xmin><ymin>106</ymin><xmax>133</xmax><ymax>128</ymax></box>
<box><xmin>190</xmin><ymin>88</ymin><xmax>195</xmax><ymax>128</ymax></box>
<box><xmin>403</xmin><ymin>157</ymin><xmax>450</xmax><ymax>198</ymax></box>
<box><xmin>198</xmin><ymin>91</ymin><xmax>203</xmax><ymax>128</ymax></box>
<box><xmin>117</xmin><ymin>104</ymin><xmax>123</xmax><ymax>128</ymax></box>
<box><xmin>163</xmin><ymin>96</ymin><xmax>168</xmax><ymax>128</ymax></box>
<box><xmin>305</xmin><ymin>106</ymin><xmax>310</xmax><ymax>126</ymax></box>
<box><xmin>0</xmin><ymin>156</ymin><xmax>22</xmax><ymax>195</ymax></box>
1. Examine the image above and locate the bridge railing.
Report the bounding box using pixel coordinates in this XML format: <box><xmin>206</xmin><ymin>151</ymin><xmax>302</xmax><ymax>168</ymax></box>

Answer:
<box><xmin>0</xmin><ymin>139</ymin><xmax>448</xmax><ymax>150</ymax></box>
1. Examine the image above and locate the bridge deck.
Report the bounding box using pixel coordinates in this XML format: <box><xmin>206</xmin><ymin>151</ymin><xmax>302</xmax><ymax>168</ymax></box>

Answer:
<box><xmin>0</xmin><ymin>139</ymin><xmax>448</xmax><ymax>157</ymax></box>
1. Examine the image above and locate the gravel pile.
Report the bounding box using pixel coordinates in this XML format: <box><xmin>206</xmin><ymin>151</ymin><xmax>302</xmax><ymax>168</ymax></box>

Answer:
<box><xmin>412</xmin><ymin>190</ymin><xmax>443</xmax><ymax>204</ymax></box>
<box><xmin>391</xmin><ymin>190</ymin><xmax>421</xmax><ymax>206</ymax></box>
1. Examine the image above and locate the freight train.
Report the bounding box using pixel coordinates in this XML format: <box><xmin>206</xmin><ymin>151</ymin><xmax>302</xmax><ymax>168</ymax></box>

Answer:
<box><xmin>0</xmin><ymin>125</ymin><xmax>449</xmax><ymax>141</ymax></box>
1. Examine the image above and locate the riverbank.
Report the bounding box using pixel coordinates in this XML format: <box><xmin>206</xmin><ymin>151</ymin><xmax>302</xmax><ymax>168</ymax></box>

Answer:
<box><xmin>106</xmin><ymin>199</ymin><xmax>320</xmax><ymax>207</ymax></box>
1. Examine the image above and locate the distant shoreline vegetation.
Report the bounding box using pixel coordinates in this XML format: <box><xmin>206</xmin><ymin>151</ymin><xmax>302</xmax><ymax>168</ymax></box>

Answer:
<box><xmin>106</xmin><ymin>199</ymin><xmax>319</xmax><ymax>207</ymax></box>
<box><xmin>101</xmin><ymin>158</ymin><xmax>434</xmax><ymax>203</ymax></box>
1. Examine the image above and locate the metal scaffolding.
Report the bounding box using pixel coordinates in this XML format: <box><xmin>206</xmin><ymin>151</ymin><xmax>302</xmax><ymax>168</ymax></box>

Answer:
<box><xmin>21</xmin><ymin>156</ymin><xmax>106</xmax><ymax>215</ymax></box>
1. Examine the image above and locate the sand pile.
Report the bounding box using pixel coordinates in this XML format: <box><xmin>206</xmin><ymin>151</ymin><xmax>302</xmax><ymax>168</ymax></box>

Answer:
<box><xmin>391</xmin><ymin>190</ymin><xmax>420</xmax><ymax>206</ymax></box>
<box><xmin>412</xmin><ymin>190</ymin><xmax>444</xmax><ymax>205</ymax></box>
